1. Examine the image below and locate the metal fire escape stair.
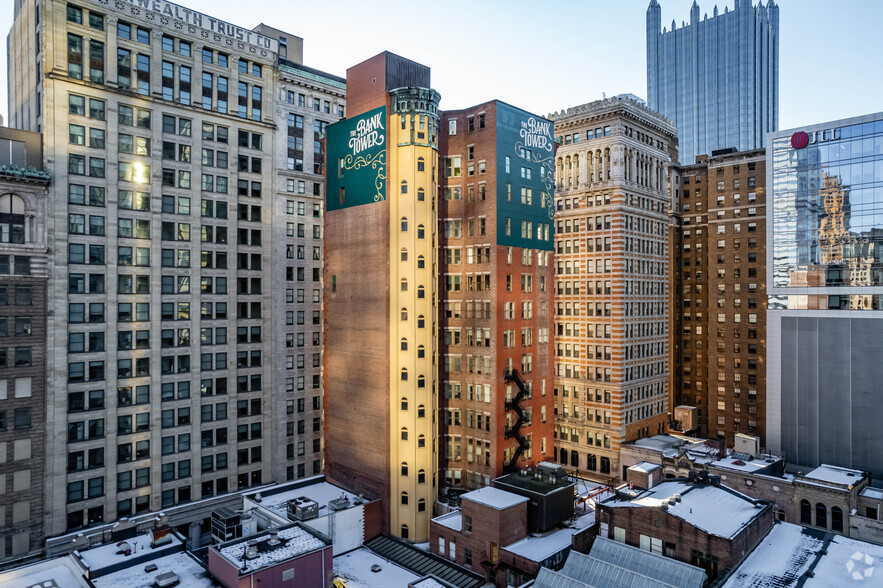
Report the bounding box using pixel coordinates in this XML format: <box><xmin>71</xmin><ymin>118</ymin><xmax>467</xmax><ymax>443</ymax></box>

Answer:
<box><xmin>503</xmin><ymin>369</ymin><xmax>531</xmax><ymax>473</ymax></box>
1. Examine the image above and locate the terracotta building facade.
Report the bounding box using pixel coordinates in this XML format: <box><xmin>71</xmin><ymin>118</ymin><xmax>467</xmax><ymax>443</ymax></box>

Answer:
<box><xmin>549</xmin><ymin>95</ymin><xmax>677</xmax><ymax>483</ymax></box>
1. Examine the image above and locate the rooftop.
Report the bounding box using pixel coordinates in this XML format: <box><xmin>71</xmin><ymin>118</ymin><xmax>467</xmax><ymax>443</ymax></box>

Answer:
<box><xmin>92</xmin><ymin>552</ymin><xmax>213</xmax><ymax>588</ymax></box>
<box><xmin>629</xmin><ymin>461</ymin><xmax>661</xmax><ymax>474</ymax></box>
<box><xmin>364</xmin><ymin>535</ymin><xmax>484</xmax><ymax>588</ymax></box>
<box><xmin>332</xmin><ymin>547</ymin><xmax>419</xmax><ymax>588</ymax></box>
<box><xmin>534</xmin><ymin>538</ymin><xmax>706</xmax><ymax>588</ymax></box>
<box><xmin>805</xmin><ymin>533</ymin><xmax>883</xmax><ymax>586</ymax></box>
<box><xmin>431</xmin><ymin>511</ymin><xmax>462</xmax><ymax>532</ymax></box>
<box><xmin>461</xmin><ymin>486</ymin><xmax>528</xmax><ymax>510</ymax></box>
<box><xmin>602</xmin><ymin>480</ymin><xmax>767</xmax><ymax>539</ymax></box>
<box><xmin>502</xmin><ymin>526</ymin><xmax>581</xmax><ymax>564</ymax></box>
<box><xmin>0</xmin><ymin>557</ymin><xmax>90</xmax><ymax>588</ymax></box>
<box><xmin>494</xmin><ymin>470</ymin><xmax>574</xmax><ymax>496</ymax></box>
<box><xmin>215</xmin><ymin>525</ymin><xmax>327</xmax><ymax>574</ymax></box>
<box><xmin>77</xmin><ymin>532</ymin><xmax>182</xmax><ymax>573</ymax></box>
<box><xmin>802</xmin><ymin>464</ymin><xmax>865</xmax><ymax>488</ymax></box>
<box><xmin>251</xmin><ymin>477</ymin><xmax>361</xmax><ymax>520</ymax></box>
<box><xmin>712</xmin><ymin>454</ymin><xmax>780</xmax><ymax>474</ymax></box>
<box><xmin>860</xmin><ymin>486</ymin><xmax>883</xmax><ymax>500</ymax></box>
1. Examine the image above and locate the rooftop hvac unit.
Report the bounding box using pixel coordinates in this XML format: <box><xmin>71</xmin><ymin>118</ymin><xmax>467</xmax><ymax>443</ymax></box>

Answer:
<box><xmin>287</xmin><ymin>497</ymin><xmax>320</xmax><ymax>521</ymax></box>
<box><xmin>153</xmin><ymin>572</ymin><xmax>180</xmax><ymax>588</ymax></box>
<box><xmin>734</xmin><ymin>433</ymin><xmax>761</xmax><ymax>457</ymax></box>
<box><xmin>674</xmin><ymin>406</ymin><xmax>698</xmax><ymax>432</ymax></box>
<box><xmin>328</xmin><ymin>496</ymin><xmax>351</xmax><ymax>512</ymax></box>
<box><xmin>211</xmin><ymin>508</ymin><xmax>241</xmax><ymax>544</ymax></box>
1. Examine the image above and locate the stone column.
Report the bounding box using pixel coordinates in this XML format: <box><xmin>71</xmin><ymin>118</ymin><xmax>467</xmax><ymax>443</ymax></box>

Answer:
<box><xmin>106</xmin><ymin>16</ymin><xmax>119</xmax><ymax>85</ymax></box>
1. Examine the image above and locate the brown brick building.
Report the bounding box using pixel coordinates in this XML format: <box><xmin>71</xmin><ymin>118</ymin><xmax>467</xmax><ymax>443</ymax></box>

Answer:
<box><xmin>671</xmin><ymin>149</ymin><xmax>767</xmax><ymax>444</ymax></box>
<box><xmin>0</xmin><ymin>127</ymin><xmax>50</xmax><ymax>566</ymax></box>
<box><xmin>549</xmin><ymin>95</ymin><xmax>677</xmax><ymax>483</ymax></box>
<box><xmin>438</xmin><ymin>101</ymin><xmax>555</xmax><ymax>490</ymax></box>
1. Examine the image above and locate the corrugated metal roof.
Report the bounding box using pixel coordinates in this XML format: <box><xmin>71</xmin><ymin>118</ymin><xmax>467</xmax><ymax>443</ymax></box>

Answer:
<box><xmin>533</xmin><ymin>567</ymin><xmax>593</xmax><ymax>588</ymax></box>
<box><xmin>365</xmin><ymin>535</ymin><xmax>484</xmax><ymax>588</ymax></box>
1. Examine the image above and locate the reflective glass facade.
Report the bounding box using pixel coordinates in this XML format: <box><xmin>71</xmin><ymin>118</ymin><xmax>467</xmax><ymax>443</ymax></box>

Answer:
<box><xmin>770</xmin><ymin>118</ymin><xmax>883</xmax><ymax>307</ymax></box>
<box><xmin>647</xmin><ymin>0</ymin><xmax>778</xmax><ymax>165</ymax></box>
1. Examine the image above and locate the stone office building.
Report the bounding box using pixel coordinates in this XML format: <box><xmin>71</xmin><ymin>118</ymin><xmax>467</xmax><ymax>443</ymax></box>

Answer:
<box><xmin>7</xmin><ymin>0</ymin><xmax>343</xmax><ymax>546</ymax></box>
<box><xmin>0</xmin><ymin>128</ymin><xmax>50</xmax><ymax>567</ymax></box>
<box><xmin>549</xmin><ymin>95</ymin><xmax>677</xmax><ymax>483</ymax></box>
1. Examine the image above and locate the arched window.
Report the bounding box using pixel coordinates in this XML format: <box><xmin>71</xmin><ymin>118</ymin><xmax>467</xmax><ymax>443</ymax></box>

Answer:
<box><xmin>401</xmin><ymin>427</ymin><xmax>408</xmax><ymax>441</ymax></box>
<box><xmin>816</xmin><ymin>503</ymin><xmax>827</xmax><ymax>528</ymax></box>
<box><xmin>417</xmin><ymin>345</ymin><xmax>425</xmax><ymax>358</ymax></box>
<box><xmin>401</xmin><ymin>338</ymin><xmax>408</xmax><ymax>351</ymax></box>
<box><xmin>417</xmin><ymin>285</ymin><xmax>425</xmax><ymax>299</ymax></box>
<box><xmin>417</xmin><ymin>188</ymin><xmax>425</xmax><ymax>201</ymax></box>
<box><xmin>417</xmin><ymin>375</ymin><xmax>426</xmax><ymax>388</ymax></box>
<box><xmin>417</xmin><ymin>315</ymin><xmax>425</xmax><ymax>328</ymax></box>
<box><xmin>401</xmin><ymin>278</ymin><xmax>408</xmax><ymax>292</ymax></box>
<box><xmin>560</xmin><ymin>449</ymin><xmax>569</xmax><ymax>466</ymax></box>
<box><xmin>832</xmin><ymin>506</ymin><xmax>843</xmax><ymax>532</ymax></box>
<box><xmin>0</xmin><ymin>194</ymin><xmax>26</xmax><ymax>244</ymax></box>
<box><xmin>417</xmin><ymin>157</ymin><xmax>425</xmax><ymax>172</ymax></box>
<box><xmin>417</xmin><ymin>469</ymin><xmax>426</xmax><ymax>483</ymax></box>
<box><xmin>800</xmin><ymin>500</ymin><xmax>812</xmax><ymax>524</ymax></box>
<box><xmin>417</xmin><ymin>404</ymin><xmax>425</xmax><ymax>418</ymax></box>
<box><xmin>401</xmin><ymin>397</ymin><xmax>408</xmax><ymax>410</ymax></box>
<box><xmin>418</xmin><ymin>434</ymin><xmax>425</xmax><ymax>447</ymax></box>
<box><xmin>401</xmin><ymin>524</ymin><xmax>409</xmax><ymax>539</ymax></box>
<box><xmin>401</xmin><ymin>491</ymin><xmax>408</xmax><ymax>505</ymax></box>
<box><xmin>401</xmin><ymin>248</ymin><xmax>408</xmax><ymax>261</ymax></box>
<box><xmin>400</xmin><ymin>368</ymin><xmax>408</xmax><ymax>381</ymax></box>
<box><xmin>417</xmin><ymin>224</ymin><xmax>425</xmax><ymax>239</ymax></box>
<box><xmin>401</xmin><ymin>181</ymin><xmax>408</xmax><ymax>194</ymax></box>
<box><xmin>418</xmin><ymin>498</ymin><xmax>426</xmax><ymax>512</ymax></box>
<box><xmin>401</xmin><ymin>462</ymin><xmax>408</xmax><ymax>476</ymax></box>
<box><xmin>401</xmin><ymin>308</ymin><xmax>408</xmax><ymax>321</ymax></box>
<box><xmin>401</xmin><ymin>217</ymin><xmax>408</xmax><ymax>231</ymax></box>
<box><xmin>417</xmin><ymin>255</ymin><xmax>425</xmax><ymax>269</ymax></box>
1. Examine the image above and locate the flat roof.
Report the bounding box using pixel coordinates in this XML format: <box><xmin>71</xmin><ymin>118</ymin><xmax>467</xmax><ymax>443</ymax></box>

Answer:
<box><xmin>629</xmin><ymin>461</ymin><xmax>661</xmax><ymax>473</ymax></box>
<box><xmin>603</xmin><ymin>481</ymin><xmax>766</xmax><ymax>539</ymax></box>
<box><xmin>332</xmin><ymin>547</ymin><xmax>420</xmax><ymax>588</ymax></box>
<box><xmin>255</xmin><ymin>478</ymin><xmax>361</xmax><ymax>520</ymax></box>
<box><xmin>803</xmin><ymin>465</ymin><xmax>864</xmax><ymax>487</ymax></box>
<box><xmin>0</xmin><ymin>557</ymin><xmax>90</xmax><ymax>588</ymax></box>
<box><xmin>502</xmin><ymin>527</ymin><xmax>581</xmax><ymax>563</ymax></box>
<box><xmin>805</xmin><ymin>533</ymin><xmax>883</xmax><ymax>586</ymax></box>
<box><xmin>431</xmin><ymin>511</ymin><xmax>462</xmax><ymax>532</ymax></box>
<box><xmin>92</xmin><ymin>552</ymin><xmax>213</xmax><ymax>588</ymax></box>
<box><xmin>461</xmin><ymin>487</ymin><xmax>528</xmax><ymax>510</ymax></box>
<box><xmin>712</xmin><ymin>455</ymin><xmax>777</xmax><ymax>474</ymax></box>
<box><xmin>215</xmin><ymin>525</ymin><xmax>327</xmax><ymax>573</ymax></box>
<box><xmin>494</xmin><ymin>472</ymin><xmax>574</xmax><ymax>495</ymax></box>
<box><xmin>860</xmin><ymin>486</ymin><xmax>883</xmax><ymax>500</ymax></box>
<box><xmin>77</xmin><ymin>533</ymin><xmax>182</xmax><ymax>572</ymax></box>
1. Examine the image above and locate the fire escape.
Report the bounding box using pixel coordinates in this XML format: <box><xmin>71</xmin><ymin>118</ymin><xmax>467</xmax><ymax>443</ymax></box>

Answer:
<box><xmin>503</xmin><ymin>369</ymin><xmax>530</xmax><ymax>473</ymax></box>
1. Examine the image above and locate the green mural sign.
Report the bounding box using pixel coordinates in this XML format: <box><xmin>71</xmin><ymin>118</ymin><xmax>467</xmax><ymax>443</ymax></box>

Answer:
<box><xmin>325</xmin><ymin>106</ymin><xmax>388</xmax><ymax>212</ymax></box>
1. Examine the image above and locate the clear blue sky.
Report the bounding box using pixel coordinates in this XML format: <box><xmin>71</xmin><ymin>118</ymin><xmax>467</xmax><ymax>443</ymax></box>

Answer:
<box><xmin>1</xmin><ymin>0</ymin><xmax>880</xmax><ymax>130</ymax></box>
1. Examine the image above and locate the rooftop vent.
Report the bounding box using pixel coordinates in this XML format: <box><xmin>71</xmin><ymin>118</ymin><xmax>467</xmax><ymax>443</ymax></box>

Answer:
<box><xmin>245</xmin><ymin>539</ymin><xmax>259</xmax><ymax>560</ymax></box>
<box><xmin>370</xmin><ymin>564</ymin><xmax>382</xmax><ymax>573</ymax></box>
<box><xmin>673</xmin><ymin>494</ymin><xmax>682</xmax><ymax>502</ymax></box>
<box><xmin>153</xmin><ymin>571</ymin><xmax>180</xmax><ymax>588</ymax></box>
<box><xmin>329</xmin><ymin>495</ymin><xmax>351</xmax><ymax>512</ymax></box>
<box><xmin>267</xmin><ymin>530</ymin><xmax>281</xmax><ymax>547</ymax></box>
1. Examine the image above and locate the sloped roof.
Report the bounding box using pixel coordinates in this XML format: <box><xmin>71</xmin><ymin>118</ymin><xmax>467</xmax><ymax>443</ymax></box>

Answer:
<box><xmin>364</xmin><ymin>535</ymin><xmax>483</xmax><ymax>588</ymax></box>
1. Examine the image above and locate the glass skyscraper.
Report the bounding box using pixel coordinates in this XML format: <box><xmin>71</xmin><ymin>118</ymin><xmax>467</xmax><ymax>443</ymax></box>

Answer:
<box><xmin>646</xmin><ymin>0</ymin><xmax>779</xmax><ymax>165</ymax></box>
<box><xmin>767</xmin><ymin>113</ymin><xmax>883</xmax><ymax>481</ymax></box>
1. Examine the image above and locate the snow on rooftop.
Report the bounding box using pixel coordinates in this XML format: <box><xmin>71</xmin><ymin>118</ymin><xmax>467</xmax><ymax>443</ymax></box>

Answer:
<box><xmin>722</xmin><ymin>522</ymin><xmax>825</xmax><ymax>588</ymax></box>
<box><xmin>258</xmin><ymin>480</ymin><xmax>360</xmax><ymax>519</ymax></box>
<box><xmin>78</xmin><ymin>533</ymin><xmax>182</xmax><ymax>571</ymax></box>
<box><xmin>462</xmin><ymin>487</ymin><xmax>528</xmax><ymax>510</ymax></box>
<box><xmin>605</xmin><ymin>481</ymin><xmax>764</xmax><ymax>539</ymax></box>
<box><xmin>804</xmin><ymin>533</ymin><xmax>883</xmax><ymax>586</ymax></box>
<box><xmin>432</xmin><ymin>511</ymin><xmax>463</xmax><ymax>532</ymax></box>
<box><xmin>803</xmin><ymin>465</ymin><xmax>864</xmax><ymax>487</ymax></box>
<box><xmin>503</xmin><ymin>526</ymin><xmax>580</xmax><ymax>563</ymax></box>
<box><xmin>93</xmin><ymin>552</ymin><xmax>213</xmax><ymax>588</ymax></box>
<box><xmin>217</xmin><ymin>526</ymin><xmax>326</xmax><ymax>573</ymax></box>
<box><xmin>629</xmin><ymin>461</ymin><xmax>661</xmax><ymax>473</ymax></box>
<box><xmin>860</xmin><ymin>486</ymin><xmax>883</xmax><ymax>500</ymax></box>
<box><xmin>411</xmin><ymin>578</ymin><xmax>448</xmax><ymax>588</ymax></box>
<box><xmin>711</xmin><ymin>456</ymin><xmax>773</xmax><ymax>473</ymax></box>
<box><xmin>332</xmin><ymin>547</ymin><xmax>419</xmax><ymax>588</ymax></box>
<box><xmin>0</xmin><ymin>557</ymin><xmax>89</xmax><ymax>588</ymax></box>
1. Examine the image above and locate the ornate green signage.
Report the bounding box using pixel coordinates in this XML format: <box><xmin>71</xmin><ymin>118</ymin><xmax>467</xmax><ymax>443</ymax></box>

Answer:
<box><xmin>325</xmin><ymin>106</ymin><xmax>388</xmax><ymax>211</ymax></box>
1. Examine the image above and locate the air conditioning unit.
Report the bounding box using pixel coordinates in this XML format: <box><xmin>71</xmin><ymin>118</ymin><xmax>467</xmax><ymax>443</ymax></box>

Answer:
<box><xmin>328</xmin><ymin>496</ymin><xmax>351</xmax><ymax>512</ymax></box>
<box><xmin>674</xmin><ymin>406</ymin><xmax>698</xmax><ymax>432</ymax></box>
<box><xmin>287</xmin><ymin>497</ymin><xmax>319</xmax><ymax>521</ymax></box>
<box><xmin>734</xmin><ymin>433</ymin><xmax>760</xmax><ymax>457</ymax></box>
<box><xmin>153</xmin><ymin>572</ymin><xmax>180</xmax><ymax>588</ymax></box>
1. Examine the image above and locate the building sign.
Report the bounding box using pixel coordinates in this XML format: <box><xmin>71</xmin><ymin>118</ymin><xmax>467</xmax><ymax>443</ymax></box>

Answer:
<box><xmin>791</xmin><ymin>131</ymin><xmax>809</xmax><ymax>149</ymax></box>
<box><xmin>115</xmin><ymin>0</ymin><xmax>278</xmax><ymax>51</ymax></box>
<box><xmin>496</xmin><ymin>102</ymin><xmax>555</xmax><ymax>251</ymax></box>
<box><xmin>325</xmin><ymin>106</ymin><xmax>388</xmax><ymax>212</ymax></box>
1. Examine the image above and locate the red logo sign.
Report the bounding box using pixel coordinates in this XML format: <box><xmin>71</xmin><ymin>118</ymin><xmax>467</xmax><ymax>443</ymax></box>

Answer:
<box><xmin>791</xmin><ymin>131</ymin><xmax>809</xmax><ymax>149</ymax></box>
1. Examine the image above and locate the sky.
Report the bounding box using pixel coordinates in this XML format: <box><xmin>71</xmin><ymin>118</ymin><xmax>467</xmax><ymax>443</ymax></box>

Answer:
<box><xmin>0</xmin><ymin>0</ymin><xmax>881</xmax><ymax>131</ymax></box>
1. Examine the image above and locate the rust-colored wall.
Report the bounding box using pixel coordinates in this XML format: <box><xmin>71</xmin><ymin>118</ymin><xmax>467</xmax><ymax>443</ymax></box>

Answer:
<box><xmin>345</xmin><ymin>54</ymin><xmax>388</xmax><ymax>119</ymax></box>
<box><xmin>323</xmin><ymin>199</ymin><xmax>391</xmax><ymax>512</ymax></box>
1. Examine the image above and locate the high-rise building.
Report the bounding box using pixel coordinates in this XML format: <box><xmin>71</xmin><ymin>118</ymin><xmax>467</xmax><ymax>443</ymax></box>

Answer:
<box><xmin>646</xmin><ymin>0</ymin><xmax>779</xmax><ymax>165</ymax></box>
<box><xmin>438</xmin><ymin>100</ymin><xmax>555</xmax><ymax>491</ymax></box>
<box><xmin>549</xmin><ymin>95</ymin><xmax>677</xmax><ymax>482</ymax></box>
<box><xmin>0</xmin><ymin>128</ymin><xmax>50</xmax><ymax>566</ymax></box>
<box><xmin>7</xmin><ymin>0</ymin><xmax>343</xmax><ymax>546</ymax></box>
<box><xmin>767</xmin><ymin>113</ymin><xmax>883</xmax><ymax>479</ymax></box>
<box><xmin>324</xmin><ymin>52</ymin><xmax>440</xmax><ymax>542</ymax></box>
<box><xmin>670</xmin><ymin>148</ymin><xmax>767</xmax><ymax>444</ymax></box>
